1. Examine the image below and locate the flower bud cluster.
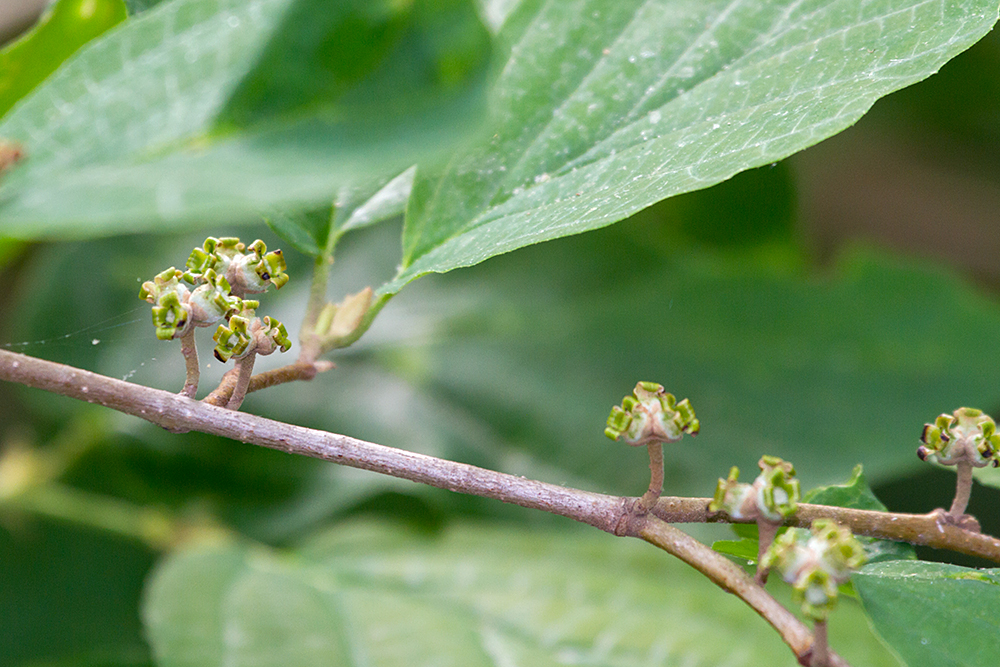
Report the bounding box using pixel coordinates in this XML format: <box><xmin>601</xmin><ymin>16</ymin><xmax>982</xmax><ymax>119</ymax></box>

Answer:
<box><xmin>919</xmin><ymin>407</ymin><xmax>1000</xmax><ymax>469</ymax></box>
<box><xmin>184</xmin><ymin>237</ymin><xmax>289</xmax><ymax>296</ymax></box>
<box><xmin>762</xmin><ymin>519</ymin><xmax>866</xmax><ymax>620</ymax></box>
<box><xmin>140</xmin><ymin>237</ymin><xmax>290</xmax><ymax>362</ymax></box>
<box><xmin>605</xmin><ymin>381</ymin><xmax>699</xmax><ymax>445</ymax></box>
<box><xmin>710</xmin><ymin>455</ymin><xmax>800</xmax><ymax>522</ymax></box>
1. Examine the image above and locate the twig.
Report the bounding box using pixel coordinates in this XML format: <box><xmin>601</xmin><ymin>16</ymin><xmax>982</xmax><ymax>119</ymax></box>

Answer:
<box><xmin>201</xmin><ymin>360</ymin><xmax>334</xmax><ymax>407</ymax></box>
<box><xmin>226</xmin><ymin>352</ymin><xmax>256</xmax><ymax>410</ymax></box>
<box><xmin>2</xmin><ymin>349</ymin><xmax>999</xmax><ymax>563</ymax></box>
<box><xmin>5</xmin><ymin>349</ymin><xmax>1000</xmax><ymax>665</ymax></box>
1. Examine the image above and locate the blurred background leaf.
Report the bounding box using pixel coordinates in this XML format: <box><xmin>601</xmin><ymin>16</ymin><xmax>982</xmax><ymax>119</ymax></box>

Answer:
<box><xmin>0</xmin><ymin>0</ymin><xmax>492</xmax><ymax>236</ymax></box>
<box><xmin>144</xmin><ymin>521</ymin><xmax>898</xmax><ymax>667</ymax></box>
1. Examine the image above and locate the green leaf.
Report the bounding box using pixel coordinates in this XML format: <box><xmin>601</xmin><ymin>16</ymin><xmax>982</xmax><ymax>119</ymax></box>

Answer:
<box><xmin>145</xmin><ymin>522</ymin><xmax>899</xmax><ymax>666</ymax></box>
<box><xmin>382</xmin><ymin>0</ymin><xmax>1000</xmax><ymax>294</ymax></box>
<box><xmin>854</xmin><ymin>560</ymin><xmax>1000</xmax><ymax>667</ymax></box>
<box><xmin>265</xmin><ymin>168</ymin><xmax>415</xmax><ymax>258</ymax></box>
<box><xmin>805</xmin><ymin>465</ymin><xmax>916</xmax><ymax>564</ymax></box>
<box><xmin>334</xmin><ymin>167</ymin><xmax>415</xmax><ymax>235</ymax></box>
<box><xmin>0</xmin><ymin>0</ymin><xmax>127</xmax><ymax>118</ymax></box>
<box><xmin>713</xmin><ymin>536</ymin><xmax>761</xmax><ymax>562</ymax></box>
<box><xmin>265</xmin><ymin>204</ymin><xmax>334</xmax><ymax>257</ymax></box>
<box><xmin>804</xmin><ymin>464</ymin><xmax>887</xmax><ymax>511</ymax></box>
<box><xmin>0</xmin><ymin>0</ymin><xmax>492</xmax><ymax>238</ymax></box>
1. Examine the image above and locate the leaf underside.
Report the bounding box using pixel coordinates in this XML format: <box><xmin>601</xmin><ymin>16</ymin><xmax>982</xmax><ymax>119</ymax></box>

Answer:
<box><xmin>386</xmin><ymin>0</ymin><xmax>1000</xmax><ymax>294</ymax></box>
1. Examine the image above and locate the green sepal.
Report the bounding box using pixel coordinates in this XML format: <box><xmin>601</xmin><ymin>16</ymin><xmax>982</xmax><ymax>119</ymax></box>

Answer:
<box><xmin>258</xmin><ymin>248</ymin><xmax>289</xmax><ymax>290</ymax></box>
<box><xmin>183</xmin><ymin>245</ymin><xmax>218</xmax><ymax>282</ymax></box>
<box><xmin>604</xmin><ymin>405</ymin><xmax>632</xmax><ymax>441</ymax></box>
<box><xmin>260</xmin><ymin>316</ymin><xmax>291</xmax><ymax>353</ymax></box>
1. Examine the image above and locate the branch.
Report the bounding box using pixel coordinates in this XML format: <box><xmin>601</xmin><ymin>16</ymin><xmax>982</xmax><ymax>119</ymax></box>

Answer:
<box><xmin>3</xmin><ymin>349</ymin><xmax>998</xmax><ymax>562</ymax></box>
<box><xmin>3</xmin><ymin>349</ymin><xmax>1000</xmax><ymax>665</ymax></box>
<box><xmin>652</xmin><ymin>497</ymin><xmax>1000</xmax><ymax>563</ymax></box>
<box><xmin>0</xmin><ymin>348</ymin><xmax>844</xmax><ymax>666</ymax></box>
<box><xmin>0</xmin><ymin>349</ymin><xmax>623</xmax><ymax>529</ymax></box>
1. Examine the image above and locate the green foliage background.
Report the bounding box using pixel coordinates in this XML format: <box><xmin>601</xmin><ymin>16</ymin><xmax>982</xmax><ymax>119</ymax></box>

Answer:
<box><xmin>2</xmin><ymin>0</ymin><xmax>1000</xmax><ymax>665</ymax></box>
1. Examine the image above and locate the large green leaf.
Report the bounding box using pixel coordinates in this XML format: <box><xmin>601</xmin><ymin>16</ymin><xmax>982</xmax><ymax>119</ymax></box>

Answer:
<box><xmin>383</xmin><ymin>0</ymin><xmax>1000</xmax><ymax>294</ymax></box>
<box><xmin>144</xmin><ymin>521</ymin><xmax>897</xmax><ymax>667</ymax></box>
<box><xmin>0</xmin><ymin>0</ymin><xmax>491</xmax><ymax>237</ymax></box>
<box><xmin>854</xmin><ymin>561</ymin><xmax>1000</xmax><ymax>667</ymax></box>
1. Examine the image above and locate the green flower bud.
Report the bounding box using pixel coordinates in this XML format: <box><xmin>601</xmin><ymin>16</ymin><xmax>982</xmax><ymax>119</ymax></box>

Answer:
<box><xmin>140</xmin><ymin>268</ymin><xmax>192</xmax><ymax>340</ymax></box>
<box><xmin>762</xmin><ymin>519</ymin><xmax>866</xmax><ymax>621</ymax></box>
<box><xmin>756</xmin><ymin>456</ymin><xmax>800</xmax><ymax>521</ymax></box>
<box><xmin>709</xmin><ymin>466</ymin><xmax>752</xmax><ymax>517</ymax></box>
<box><xmin>218</xmin><ymin>239</ymin><xmax>288</xmax><ymax>294</ymax></box>
<box><xmin>709</xmin><ymin>456</ymin><xmax>799</xmax><ymax>521</ymax></box>
<box><xmin>247</xmin><ymin>239</ymin><xmax>289</xmax><ymax>290</ymax></box>
<box><xmin>919</xmin><ymin>408</ymin><xmax>1000</xmax><ymax>468</ymax></box>
<box><xmin>183</xmin><ymin>238</ymin><xmax>221</xmax><ymax>283</ymax></box>
<box><xmin>150</xmin><ymin>291</ymin><xmax>190</xmax><ymax>340</ymax></box>
<box><xmin>213</xmin><ymin>315</ymin><xmax>254</xmax><ymax>362</ymax></box>
<box><xmin>187</xmin><ymin>269</ymin><xmax>241</xmax><ymax>326</ymax></box>
<box><xmin>604</xmin><ymin>382</ymin><xmax>699</xmax><ymax>445</ymax></box>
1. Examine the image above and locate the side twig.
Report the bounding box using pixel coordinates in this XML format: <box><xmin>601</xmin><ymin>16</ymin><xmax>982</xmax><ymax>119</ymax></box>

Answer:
<box><xmin>633</xmin><ymin>515</ymin><xmax>848</xmax><ymax>667</ymax></box>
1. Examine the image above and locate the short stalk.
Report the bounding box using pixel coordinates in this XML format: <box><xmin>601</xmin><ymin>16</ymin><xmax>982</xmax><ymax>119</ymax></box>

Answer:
<box><xmin>226</xmin><ymin>352</ymin><xmax>257</xmax><ymax>410</ymax></box>
<box><xmin>949</xmin><ymin>461</ymin><xmax>974</xmax><ymax>519</ymax></box>
<box><xmin>638</xmin><ymin>442</ymin><xmax>664</xmax><ymax>512</ymax></box>
<box><xmin>755</xmin><ymin>520</ymin><xmax>780</xmax><ymax>585</ymax></box>
<box><xmin>179</xmin><ymin>329</ymin><xmax>199</xmax><ymax>398</ymax></box>
<box><xmin>810</xmin><ymin>620</ymin><xmax>829</xmax><ymax>667</ymax></box>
